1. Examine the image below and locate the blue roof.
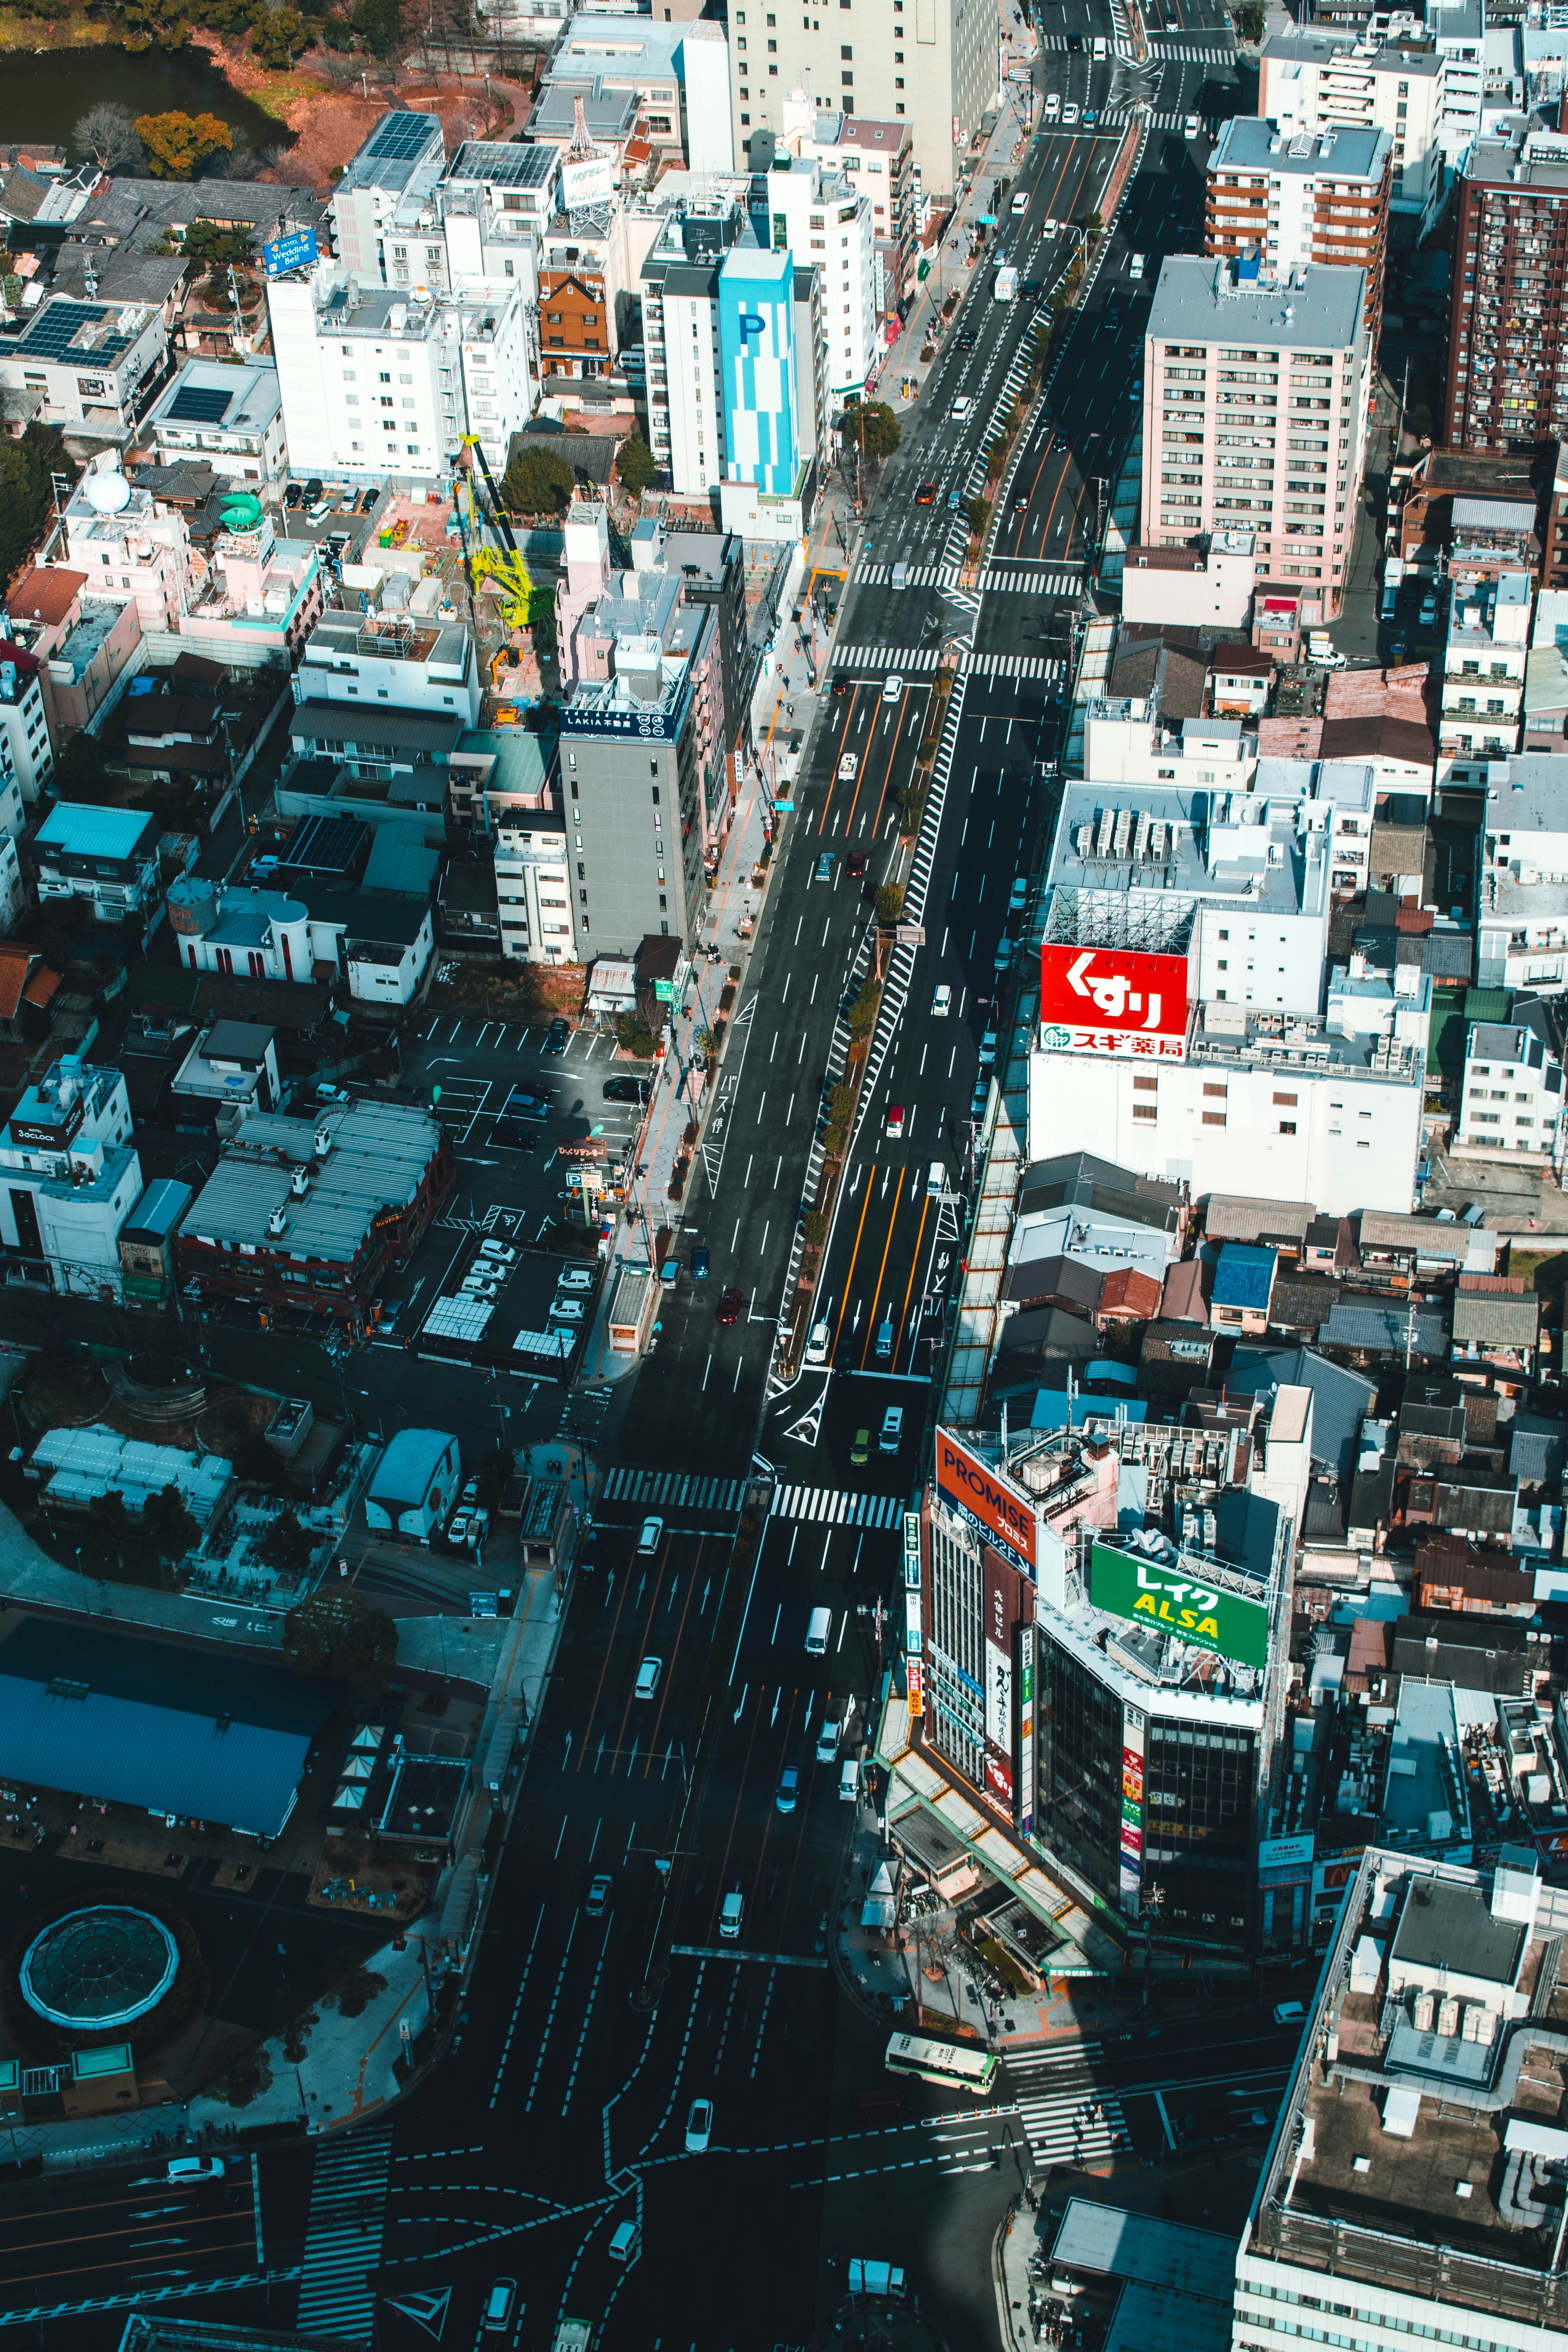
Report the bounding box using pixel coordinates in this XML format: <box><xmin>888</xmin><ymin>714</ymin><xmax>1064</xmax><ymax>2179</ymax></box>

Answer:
<box><xmin>36</xmin><ymin>802</ymin><xmax>156</xmax><ymax>860</ymax></box>
<box><xmin>1211</xmin><ymin>1245</ymin><xmax>1277</xmax><ymax>1311</ymax></box>
<box><xmin>370</xmin><ymin>1427</ymin><xmax>455</xmax><ymax>1509</ymax></box>
<box><xmin>120</xmin><ymin>1177</ymin><xmax>194</xmax><ymax>1244</ymax></box>
<box><xmin>0</xmin><ymin>1618</ymin><xmax>334</xmax><ymax>1837</ymax></box>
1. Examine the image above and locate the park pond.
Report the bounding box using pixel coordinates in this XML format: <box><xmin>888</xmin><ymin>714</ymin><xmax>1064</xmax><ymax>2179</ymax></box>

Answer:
<box><xmin>0</xmin><ymin>44</ymin><xmax>286</xmax><ymax>161</ymax></box>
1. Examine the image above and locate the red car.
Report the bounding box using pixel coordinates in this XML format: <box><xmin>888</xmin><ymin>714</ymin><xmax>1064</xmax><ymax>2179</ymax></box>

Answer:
<box><xmin>717</xmin><ymin>1287</ymin><xmax>744</xmax><ymax>1326</ymax></box>
<box><xmin>847</xmin><ymin>853</ymin><xmax>867</xmax><ymax>878</ymax></box>
<box><xmin>915</xmin><ymin>482</ymin><xmax>936</xmax><ymax>505</ymax></box>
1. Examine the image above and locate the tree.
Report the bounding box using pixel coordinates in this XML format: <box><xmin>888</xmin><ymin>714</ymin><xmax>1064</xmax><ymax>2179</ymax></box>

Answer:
<box><xmin>74</xmin><ymin>103</ymin><xmax>143</xmax><ymax>171</ymax></box>
<box><xmin>143</xmin><ymin>1483</ymin><xmax>199</xmax><ymax>1566</ymax></box>
<box><xmin>182</xmin><ymin>219</ymin><xmax>256</xmax><ymax>269</ymax></box>
<box><xmin>501</xmin><ymin>445</ymin><xmax>576</xmax><ymax>517</ymax></box>
<box><xmin>48</xmin><ymin>732</ymin><xmax>117</xmax><ymax>805</ymax></box>
<box><xmin>253</xmin><ymin>6</ymin><xmax>311</xmax><ymax>65</ymax></box>
<box><xmin>1236</xmin><ymin>0</ymin><xmax>1265</xmax><ymax>37</ymax></box>
<box><xmin>348</xmin><ymin>0</ymin><xmax>405</xmax><ymax>56</ymax></box>
<box><xmin>615</xmin><ymin>1010</ymin><xmax>658</xmax><ymax>1060</ymax></box>
<box><xmin>282</xmin><ymin>1588</ymin><xmax>398</xmax><ymax>1683</ymax></box>
<box><xmin>874</xmin><ymin>883</ymin><xmax>905</xmax><ymax>928</ymax></box>
<box><xmin>261</xmin><ymin>1508</ymin><xmax>318</xmax><ymax>1578</ymax></box>
<box><xmin>965</xmin><ymin>494</ymin><xmax>990</xmax><ymax>537</ymax></box>
<box><xmin>846</xmin><ymin>979</ymin><xmax>881</xmax><ymax>1039</ymax></box>
<box><xmin>474</xmin><ymin>1446</ymin><xmax>512</xmax><ymax>1514</ymax></box>
<box><xmin>615</xmin><ymin>432</ymin><xmax>658</xmax><ymax>498</ymax></box>
<box><xmin>838</xmin><ymin>400</ymin><xmax>900</xmax><ymax>463</ymax></box>
<box><xmin>0</xmin><ymin>423</ymin><xmax>72</xmax><ymax>591</ymax></box>
<box><xmin>134</xmin><ymin>111</ymin><xmax>234</xmax><ymax>180</ymax></box>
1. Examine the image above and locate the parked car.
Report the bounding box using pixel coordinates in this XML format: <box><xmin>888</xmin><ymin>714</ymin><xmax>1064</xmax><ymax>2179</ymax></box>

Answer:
<box><xmin>603</xmin><ymin>1076</ymin><xmax>652</xmax><ymax>1103</ymax></box>
<box><xmin>543</xmin><ymin>1017</ymin><xmax>570</xmax><ymax>1054</ymax></box>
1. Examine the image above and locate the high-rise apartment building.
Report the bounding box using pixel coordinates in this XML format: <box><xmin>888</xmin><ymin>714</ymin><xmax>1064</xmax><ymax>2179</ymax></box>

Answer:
<box><xmin>728</xmin><ymin>0</ymin><xmax>996</xmax><ymax>200</ymax></box>
<box><xmin>778</xmin><ymin>104</ymin><xmax>917</xmax><ymax>286</ymax></box>
<box><xmin>1259</xmin><ymin>28</ymin><xmax>1446</xmax><ymax>222</ymax></box>
<box><xmin>1142</xmin><ymin>256</ymin><xmax>1372</xmax><ymax>613</ymax></box>
<box><xmin>560</xmin><ymin>638</ymin><xmax>709</xmax><ymax>955</ymax></box>
<box><xmin>1445</xmin><ymin>132</ymin><xmax>1568</xmax><ymax>454</ymax></box>
<box><xmin>1205</xmin><ymin>118</ymin><xmax>1392</xmax><ymax>354</ymax></box>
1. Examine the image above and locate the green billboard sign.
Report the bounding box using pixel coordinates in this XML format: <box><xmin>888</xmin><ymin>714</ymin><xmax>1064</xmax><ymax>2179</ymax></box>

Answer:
<box><xmin>1088</xmin><ymin>1543</ymin><xmax>1270</xmax><ymax>1670</ymax></box>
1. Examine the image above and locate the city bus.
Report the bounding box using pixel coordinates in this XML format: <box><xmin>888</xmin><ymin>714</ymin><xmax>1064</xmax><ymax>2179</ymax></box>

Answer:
<box><xmin>884</xmin><ymin>2031</ymin><xmax>999</xmax><ymax>2093</ymax></box>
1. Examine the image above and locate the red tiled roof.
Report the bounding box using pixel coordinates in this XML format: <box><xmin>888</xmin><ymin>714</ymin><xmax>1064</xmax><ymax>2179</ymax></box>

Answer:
<box><xmin>1395</xmin><ymin>904</ymin><xmax>1433</xmax><ymax>933</ymax></box>
<box><xmin>5</xmin><ymin>567</ymin><xmax>87</xmax><ymax>629</ymax></box>
<box><xmin>0</xmin><ymin>942</ymin><xmax>41</xmax><ymax>1023</ymax></box>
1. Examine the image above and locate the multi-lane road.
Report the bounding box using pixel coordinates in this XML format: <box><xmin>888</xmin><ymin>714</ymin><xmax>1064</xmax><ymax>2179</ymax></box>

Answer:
<box><xmin>0</xmin><ymin>14</ymin><xmax>1267</xmax><ymax>2350</ymax></box>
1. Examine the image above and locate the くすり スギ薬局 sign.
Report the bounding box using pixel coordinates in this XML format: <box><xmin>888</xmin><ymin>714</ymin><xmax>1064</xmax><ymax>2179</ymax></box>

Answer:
<box><xmin>1038</xmin><ymin>944</ymin><xmax>1190</xmax><ymax>1059</ymax></box>
<box><xmin>935</xmin><ymin>1431</ymin><xmax>1037</xmax><ymax>1574</ymax></box>
<box><xmin>1088</xmin><ymin>1543</ymin><xmax>1269</xmax><ymax>1669</ymax></box>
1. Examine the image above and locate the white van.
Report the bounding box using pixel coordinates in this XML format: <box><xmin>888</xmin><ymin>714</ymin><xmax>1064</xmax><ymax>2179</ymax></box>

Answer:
<box><xmin>1092</xmin><ymin>33</ymin><xmax>1107</xmax><ymax>54</ymax></box>
<box><xmin>879</xmin><ymin>1406</ymin><xmax>904</xmax><ymax>1453</ymax></box>
<box><xmin>839</xmin><ymin>1759</ymin><xmax>860</xmax><ymax>1804</ymax></box>
<box><xmin>805</xmin><ymin>1319</ymin><xmax>831</xmax><ymax>1366</ymax></box>
<box><xmin>806</xmin><ymin>1604</ymin><xmax>832</xmax><ymax>1655</ymax></box>
<box><xmin>890</xmin><ymin>561</ymin><xmax>909</xmax><ymax>591</ymax></box>
<box><xmin>1129</xmin><ymin>252</ymin><xmax>1145</xmax><ymax>280</ymax></box>
<box><xmin>719</xmin><ymin>1886</ymin><xmax>744</xmax><ymax>1940</ymax></box>
<box><xmin>1011</xmin><ymin>190</ymin><xmax>1028</xmax><ymax>216</ymax></box>
<box><xmin>817</xmin><ymin>1701</ymin><xmax>840</xmax><ymax>1762</ymax></box>
<box><xmin>927</xmin><ymin>1159</ymin><xmax>945</xmax><ymax>1198</ymax></box>
<box><xmin>875</xmin><ymin>1316</ymin><xmax>893</xmax><ymax>1360</ymax></box>
<box><xmin>608</xmin><ymin>2220</ymin><xmax>641</xmax><ymax>2264</ymax></box>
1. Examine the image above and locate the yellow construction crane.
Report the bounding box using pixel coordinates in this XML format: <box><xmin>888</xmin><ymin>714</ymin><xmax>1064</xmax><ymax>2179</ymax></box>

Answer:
<box><xmin>456</xmin><ymin>433</ymin><xmax>534</xmax><ymax>630</ymax></box>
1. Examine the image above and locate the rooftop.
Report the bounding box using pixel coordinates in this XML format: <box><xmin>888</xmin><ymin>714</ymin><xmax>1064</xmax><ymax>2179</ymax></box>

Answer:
<box><xmin>1243</xmin><ymin>1850</ymin><xmax>1568</xmax><ymax>2326</ymax></box>
<box><xmin>179</xmin><ymin>1099</ymin><xmax>444</xmax><ymax>1264</ymax></box>
<box><xmin>148</xmin><ymin>356</ymin><xmax>281</xmax><ymax>439</ymax></box>
<box><xmin>36</xmin><ymin>802</ymin><xmax>157</xmax><ymax>861</ymax></box>
<box><xmin>1260</xmin><ymin>24</ymin><xmax>1443</xmax><ymax>73</ymax></box>
<box><xmin>1210</xmin><ymin>116</ymin><xmax>1391</xmax><ymax>178</ymax></box>
<box><xmin>335</xmin><ymin>109</ymin><xmax>445</xmax><ymax>197</ymax></box>
<box><xmin>444</xmin><ymin>139</ymin><xmax>559</xmax><ymax>191</ymax></box>
<box><xmin>1046</xmin><ymin>780</ymin><xmax>1327</xmax><ymax>933</ymax></box>
<box><xmin>1146</xmin><ymin>255</ymin><xmax>1367</xmax><ymax>352</ymax></box>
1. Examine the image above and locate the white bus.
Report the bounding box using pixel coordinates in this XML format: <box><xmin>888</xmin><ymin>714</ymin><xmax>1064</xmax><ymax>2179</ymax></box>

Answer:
<box><xmin>884</xmin><ymin>2031</ymin><xmax>999</xmax><ymax>2093</ymax></box>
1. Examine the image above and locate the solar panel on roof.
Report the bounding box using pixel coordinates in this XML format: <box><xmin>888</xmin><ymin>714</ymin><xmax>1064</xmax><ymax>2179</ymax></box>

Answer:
<box><xmin>165</xmin><ymin>383</ymin><xmax>233</xmax><ymax>425</ymax></box>
<box><xmin>367</xmin><ymin>112</ymin><xmax>436</xmax><ymax>160</ymax></box>
<box><xmin>19</xmin><ymin>299</ymin><xmax>129</xmax><ymax>363</ymax></box>
<box><xmin>279</xmin><ymin>813</ymin><xmax>366</xmax><ymax>876</ymax></box>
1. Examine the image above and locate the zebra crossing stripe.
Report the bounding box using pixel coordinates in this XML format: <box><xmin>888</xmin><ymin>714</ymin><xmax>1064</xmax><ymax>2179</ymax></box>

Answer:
<box><xmin>768</xmin><ymin>1486</ymin><xmax>903</xmax><ymax>1526</ymax></box>
<box><xmin>295</xmin><ymin>2128</ymin><xmax>393</xmax><ymax>2342</ymax></box>
<box><xmin>602</xmin><ymin>1467</ymin><xmax>743</xmax><ymax>1511</ymax></box>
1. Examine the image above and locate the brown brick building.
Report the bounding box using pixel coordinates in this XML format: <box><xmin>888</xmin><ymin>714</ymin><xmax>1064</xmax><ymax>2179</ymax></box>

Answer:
<box><xmin>539</xmin><ymin>266</ymin><xmax>610</xmax><ymax>377</ymax></box>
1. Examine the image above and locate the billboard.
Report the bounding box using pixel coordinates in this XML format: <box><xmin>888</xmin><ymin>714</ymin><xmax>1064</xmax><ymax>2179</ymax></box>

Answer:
<box><xmin>935</xmin><ymin>1430</ymin><xmax>1037</xmax><ymax>1573</ymax></box>
<box><xmin>1089</xmin><ymin>1542</ymin><xmax>1270</xmax><ymax>1669</ymax></box>
<box><xmin>561</xmin><ymin>152</ymin><xmax>616</xmax><ymax>211</ymax></box>
<box><xmin>263</xmin><ymin>227</ymin><xmax>318</xmax><ymax>279</ymax></box>
<box><xmin>1038</xmin><ymin>944</ymin><xmax>1189</xmax><ymax>1059</ymax></box>
<box><xmin>903</xmin><ymin>1510</ymin><xmax>922</xmax><ymax>1591</ymax></box>
<box><xmin>1119</xmin><ymin>1712</ymin><xmax>1145</xmax><ymax>1916</ymax></box>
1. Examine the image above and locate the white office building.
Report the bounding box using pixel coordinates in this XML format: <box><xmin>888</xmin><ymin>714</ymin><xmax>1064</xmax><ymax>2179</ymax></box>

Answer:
<box><xmin>0</xmin><ymin>1059</ymin><xmax>144</xmax><ymax>1299</ymax></box>
<box><xmin>1456</xmin><ymin>1007</ymin><xmax>1568</xmax><ymax>1170</ymax></box>
<box><xmin>0</xmin><ymin>292</ymin><xmax>166</xmax><ymax>433</ymax></box>
<box><xmin>764</xmin><ymin>158</ymin><xmax>877</xmax><ymax>400</ymax></box>
<box><xmin>0</xmin><ymin>642</ymin><xmax>54</xmax><ymax>808</ymax></box>
<box><xmin>495</xmin><ymin>811</ymin><xmax>577</xmax><ymax>965</ymax></box>
<box><xmin>1234</xmin><ymin>1849</ymin><xmax>1568</xmax><ymax>2352</ymax></box>
<box><xmin>145</xmin><ymin>356</ymin><xmax>287</xmax><ymax>488</ymax></box>
<box><xmin>266</xmin><ymin>265</ymin><xmax>534</xmax><ymax>493</ymax></box>
<box><xmin>296</xmin><ymin>605</ymin><xmax>482</xmax><ymax>729</ymax></box>
<box><xmin>1478</xmin><ymin>754</ymin><xmax>1568</xmax><ymax>994</ymax></box>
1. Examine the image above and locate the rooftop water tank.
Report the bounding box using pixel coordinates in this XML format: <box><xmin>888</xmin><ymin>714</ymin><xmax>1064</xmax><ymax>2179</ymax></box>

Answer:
<box><xmin>166</xmin><ymin>875</ymin><xmax>219</xmax><ymax>936</ymax></box>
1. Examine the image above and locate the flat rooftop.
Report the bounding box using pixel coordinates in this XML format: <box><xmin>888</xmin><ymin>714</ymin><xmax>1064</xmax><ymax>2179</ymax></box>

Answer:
<box><xmin>1211</xmin><ymin>117</ymin><xmax>1391</xmax><ymax>178</ymax></box>
<box><xmin>180</xmin><ymin>1100</ymin><xmax>442</xmax><ymax>1263</ymax></box>
<box><xmin>1245</xmin><ymin>1849</ymin><xmax>1568</xmax><ymax>2324</ymax></box>
<box><xmin>1046</xmin><ymin>780</ymin><xmax>1327</xmax><ymax>928</ymax></box>
<box><xmin>1147</xmin><ymin>255</ymin><xmax>1366</xmax><ymax>352</ymax></box>
<box><xmin>335</xmin><ymin>110</ymin><xmax>445</xmax><ymax>196</ymax></box>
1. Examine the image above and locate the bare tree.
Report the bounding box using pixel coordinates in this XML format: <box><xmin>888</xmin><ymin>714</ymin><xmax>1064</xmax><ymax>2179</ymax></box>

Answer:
<box><xmin>74</xmin><ymin>103</ymin><xmax>143</xmax><ymax>172</ymax></box>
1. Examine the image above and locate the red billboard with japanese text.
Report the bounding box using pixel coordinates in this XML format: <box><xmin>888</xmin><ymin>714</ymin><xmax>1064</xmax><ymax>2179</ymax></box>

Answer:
<box><xmin>1038</xmin><ymin>944</ymin><xmax>1190</xmax><ymax>1056</ymax></box>
<box><xmin>935</xmin><ymin>1430</ymin><xmax>1037</xmax><ymax>1573</ymax></box>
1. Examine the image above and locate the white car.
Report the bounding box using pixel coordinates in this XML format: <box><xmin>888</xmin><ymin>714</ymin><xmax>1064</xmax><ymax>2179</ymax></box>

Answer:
<box><xmin>932</xmin><ymin>984</ymin><xmax>952</xmax><ymax>1017</ymax></box>
<box><xmin>994</xmin><ymin>936</ymin><xmax>1013</xmax><ymax>971</ymax></box>
<box><xmin>719</xmin><ymin>1886</ymin><xmax>744</xmax><ymax>1940</ymax></box>
<box><xmin>837</xmin><ymin>753</ymin><xmax>857</xmax><ymax>780</ymax></box>
<box><xmin>1184</xmin><ymin>113</ymin><xmax>1200</xmax><ymax>137</ymax></box>
<box><xmin>685</xmin><ymin>2098</ymin><xmax>714</xmax><ymax>2153</ymax></box>
<box><xmin>1129</xmin><ymin>252</ymin><xmax>1145</xmax><ymax>280</ymax></box>
<box><xmin>167</xmin><ymin>2157</ymin><xmax>225</xmax><ymax>2183</ymax></box>
<box><xmin>549</xmin><ymin>1297</ymin><xmax>586</xmax><ymax>1323</ymax></box>
<box><xmin>1062</xmin><ymin>102</ymin><xmax>1080</xmax><ymax>124</ymax></box>
<box><xmin>480</xmin><ymin>1240</ymin><xmax>517</xmax><ymax>1264</ymax></box>
<box><xmin>638</xmin><ymin>1516</ymin><xmax>663</xmax><ymax>1554</ymax></box>
<box><xmin>952</xmin><ymin>396</ymin><xmax>973</xmax><ymax>420</ymax></box>
<box><xmin>558</xmin><ymin>1266</ymin><xmax>593</xmax><ymax>1292</ymax></box>
<box><xmin>978</xmin><ymin>1029</ymin><xmax>998</xmax><ymax>1067</ymax></box>
<box><xmin>882</xmin><ymin>675</ymin><xmax>902</xmax><ymax>703</ymax></box>
<box><xmin>1009</xmin><ymin>876</ymin><xmax>1028</xmax><ymax>910</ymax></box>
<box><xmin>1042</xmin><ymin>90</ymin><xmax>1060</xmax><ymax>115</ymax></box>
<box><xmin>635</xmin><ymin>1656</ymin><xmax>662</xmax><ymax>1700</ymax></box>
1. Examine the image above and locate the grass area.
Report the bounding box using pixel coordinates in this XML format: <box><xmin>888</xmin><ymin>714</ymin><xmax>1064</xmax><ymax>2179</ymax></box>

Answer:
<box><xmin>1504</xmin><ymin>1249</ymin><xmax>1568</xmax><ymax>1318</ymax></box>
<box><xmin>247</xmin><ymin>69</ymin><xmax>323</xmax><ymax>120</ymax></box>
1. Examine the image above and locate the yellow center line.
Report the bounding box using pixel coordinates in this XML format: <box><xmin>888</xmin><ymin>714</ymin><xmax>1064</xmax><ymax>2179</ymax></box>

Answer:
<box><xmin>893</xmin><ymin>1192</ymin><xmax>932</xmax><ymax>1375</ymax></box>
<box><xmin>857</xmin><ymin>1170</ymin><xmax>907</xmax><ymax>1371</ymax></box>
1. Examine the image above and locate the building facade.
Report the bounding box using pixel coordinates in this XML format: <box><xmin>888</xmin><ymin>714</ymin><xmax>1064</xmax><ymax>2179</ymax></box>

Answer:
<box><xmin>36</xmin><ymin>803</ymin><xmax>160</xmax><ymax>920</ymax></box>
<box><xmin>1445</xmin><ymin>132</ymin><xmax>1568</xmax><ymax>455</ymax></box>
<box><xmin>144</xmin><ymin>356</ymin><xmax>287</xmax><ymax>487</ymax></box>
<box><xmin>1259</xmin><ymin>27</ymin><xmax>1446</xmax><ymax>222</ymax></box>
<box><xmin>0</xmin><ymin>1059</ymin><xmax>143</xmax><ymax>1299</ymax></box>
<box><xmin>762</xmin><ymin>158</ymin><xmax>877</xmax><ymax>401</ymax></box>
<box><xmin>1142</xmin><ymin>256</ymin><xmax>1372</xmax><ymax>616</ymax></box>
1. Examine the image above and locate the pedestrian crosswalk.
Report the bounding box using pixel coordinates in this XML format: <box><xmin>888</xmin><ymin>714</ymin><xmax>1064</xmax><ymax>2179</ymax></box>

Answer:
<box><xmin>769</xmin><ymin>1485</ymin><xmax>906</xmax><ymax>1527</ymax></box>
<box><xmin>1100</xmin><ymin>107</ymin><xmax>1219</xmax><ymax>128</ymax></box>
<box><xmin>980</xmin><ymin>566</ymin><xmax>1082</xmax><ymax>595</ymax></box>
<box><xmin>295</xmin><ymin>2127</ymin><xmax>393</xmax><ymax>2343</ymax></box>
<box><xmin>1007</xmin><ymin>2044</ymin><xmax>1133</xmax><ymax>2166</ymax></box>
<box><xmin>1146</xmin><ymin>34</ymin><xmax>1234</xmax><ymax>54</ymax></box>
<box><xmin>852</xmin><ymin>559</ymin><xmax>964</xmax><ymax>588</ymax></box>
<box><xmin>602</xmin><ymin>1466</ymin><xmax>748</xmax><ymax>1512</ymax></box>
<box><xmin>967</xmin><ymin>650</ymin><xmax>1067</xmax><ymax>679</ymax></box>
<box><xmin>830</xmin><ymin>643</ymin><xmax>944</xmax><ymax>671</ymax></box>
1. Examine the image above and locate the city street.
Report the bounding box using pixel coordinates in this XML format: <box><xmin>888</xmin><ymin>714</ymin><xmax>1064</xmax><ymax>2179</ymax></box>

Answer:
<box><xmin>0</xmin><ymin>11</ymin><xmax>1266</xmax><ymax>2348</ymax></box>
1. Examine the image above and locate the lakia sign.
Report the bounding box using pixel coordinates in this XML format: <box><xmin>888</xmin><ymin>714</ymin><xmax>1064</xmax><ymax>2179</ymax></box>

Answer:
<box><xmin>935</xmin><ymin>1430</ymin><xmax>1036</xmax><ymax>1573</ymax></box>
<box><xmin>1039</xmin><ymin>945</ymin><xmax>1189</xmax><ymax>1058</ymax></box>
<box><xmin>1088</xmin><ymin>1542</ymin><xmax>1269</xmax><ymax>1669</ymax></box>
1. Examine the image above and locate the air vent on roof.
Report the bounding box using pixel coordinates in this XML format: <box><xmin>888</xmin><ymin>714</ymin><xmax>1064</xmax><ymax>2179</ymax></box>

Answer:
<box><xmin>47</xmin><ymin>1677</ymin><xmax>89</xmax><ymax>1700</ymax></box>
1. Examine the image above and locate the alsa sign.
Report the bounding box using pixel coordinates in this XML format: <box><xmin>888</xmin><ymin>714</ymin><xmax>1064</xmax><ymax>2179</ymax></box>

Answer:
<box><xmin>935</xmin><ymin>1430</ymin><xmax>1036</xmax><ymax>1573</ymax></box>
<box><xmin>1089</xmin><ymin>1543</ymin><xmax>1269</xmax><ymax>1669</ymax></box>
<box><xmin>1038</xmin><ymin>946</ymin><xmax>1189</xmax><ymax>1054</ymax></box>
